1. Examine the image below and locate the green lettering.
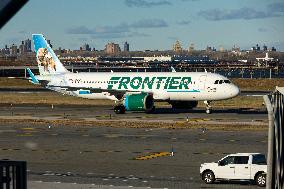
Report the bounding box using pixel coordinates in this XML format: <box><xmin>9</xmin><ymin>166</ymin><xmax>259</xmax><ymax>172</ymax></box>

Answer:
<box><xmin>156</xmin><ymin>77</ymin><xmax>167</xmax><ymax>89</ymax></box>
<box><xmin>164</xmin><ymin>77</ymin><xmax>171</xmax><ymax>89</ymax></box>
<box><xmin>168</xmin><ymin>77</ymin><xmax>181</xmax><ymax>89</ymax></box>
<box><xmin>118</xmin><ymin>77</ymin><xmax>130</xmax><ymax>89</ymax></box>
<box><xmin>130</xmin><ymin>77</ymin><xmax>142</xmax><ymax>89</ymax></box>
<box><xmin>107</xmin><ymin>77</ymin><xmax>121</xmax><ymax>89</ymax></box>
<box><xmin>142</xmin><ymin>77</ymin><xmax>156</xmax><ymax>89</ymax></box>
<box><xmin>179</xmin><ymin>77</ymin><xmax>191</xmax><ymax>89</ymax></box>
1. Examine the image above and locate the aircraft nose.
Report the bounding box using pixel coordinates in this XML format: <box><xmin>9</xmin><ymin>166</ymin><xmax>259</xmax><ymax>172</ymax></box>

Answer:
<box><xmin>231</xmin><ymin>85</ymin><xmax>240</xmax><ymax>97</ymax></box>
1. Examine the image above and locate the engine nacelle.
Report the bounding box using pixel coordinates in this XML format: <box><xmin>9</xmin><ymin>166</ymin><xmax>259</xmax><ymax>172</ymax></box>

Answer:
<box><xmin>124</xmin><ymin>93</ymin><xmax>154</xmax><ymax>112</ymax></box>
<box><xmin>170</xmin><ymin>101</ymin><xmax>198</xmax><ymax>109</ymax></box>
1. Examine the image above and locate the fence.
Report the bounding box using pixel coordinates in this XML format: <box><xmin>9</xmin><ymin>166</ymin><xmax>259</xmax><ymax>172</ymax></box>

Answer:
<box><xmin>263</xmin><ymin>87</ymin><xmax>284</xmax><ymax>189</ymax></box>
<box><xmin>0</xmin><ymin>161</ymin><xmax>26</xmax><ymax>189</ymax></box>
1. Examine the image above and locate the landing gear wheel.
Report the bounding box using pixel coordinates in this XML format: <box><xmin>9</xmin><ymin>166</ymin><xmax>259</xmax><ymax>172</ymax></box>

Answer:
<box><xmin>204</xmin><ymin>100</ymin><xmax>212</xmax><ymax>114</ymax></box>
<box><xmin>202</xmin><ymin>171</ymin><xmax>215</xmax><ymax>184</ymax></box>
<box><xmin>206</xmin><ymin>109</ymin><xmax>212</xmax><ymax>114</ymax></box>
<box><xmin>114</xmin><ymin>105</ymin><xmax>126</xmax><ymax>114</ymax></box>
<box><xmin>146</xmin><ymin>106</ymin><xmax>156</xmax><ymax>113</ymax></box>
<box><xmin>255</xmin><ymin>173</ymin><xmax>266</xmax><ymax>187</ymax></box>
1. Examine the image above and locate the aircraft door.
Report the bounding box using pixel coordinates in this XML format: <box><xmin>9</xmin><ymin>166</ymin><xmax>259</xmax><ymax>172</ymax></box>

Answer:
<box><xmin>198</xmin><ymin>75</ymin><xmax>207</xmax><ymax>90</ymax></box>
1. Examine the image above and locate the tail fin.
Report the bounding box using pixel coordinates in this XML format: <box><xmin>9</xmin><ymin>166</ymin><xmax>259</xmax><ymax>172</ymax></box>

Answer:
<box><xmin>32</xmin><ymin>34</ymin><xmax>68</xmax><ymax>76</ymax></box>
<box><xmin>26</xmin><ymin>68</ymin><xmax>39</xmax><ymax>84</ymax></box>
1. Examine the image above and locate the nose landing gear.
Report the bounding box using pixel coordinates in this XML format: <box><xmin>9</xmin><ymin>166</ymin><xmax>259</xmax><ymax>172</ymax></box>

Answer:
<box><xmin>114</xmin><ymin>104</ymin><xmax>126</xmax><ymax>114</ymax></box>
<box><xmin>204</xmin><ymin>100</ymin><xmax>212</xmax><ymax>114</ymax></box>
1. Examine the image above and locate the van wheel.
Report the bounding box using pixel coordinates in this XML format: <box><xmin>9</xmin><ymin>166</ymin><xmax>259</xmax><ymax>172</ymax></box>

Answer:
<box><xmin>255</xmin><ymin>173</ymin><xmax>266</xmax><ymax>187</ymax></box>
<box><xmin>202</xmin><ymin>171</ymin><xmax>215</xmax><ymax>184</ymax></box>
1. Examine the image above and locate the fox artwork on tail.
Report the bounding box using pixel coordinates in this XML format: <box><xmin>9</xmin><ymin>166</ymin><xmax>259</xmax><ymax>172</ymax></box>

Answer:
<box><xmin>36</xmin><ymin>47</ymin><xmax>56</xmax><ymax>72</ymax></box>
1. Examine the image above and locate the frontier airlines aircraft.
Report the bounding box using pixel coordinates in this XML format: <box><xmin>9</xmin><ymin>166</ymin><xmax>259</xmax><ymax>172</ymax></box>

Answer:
<box><xmin>27</xmin><ymin>34</ymin><xmax>240</xmax><ymax>114</ymax></box>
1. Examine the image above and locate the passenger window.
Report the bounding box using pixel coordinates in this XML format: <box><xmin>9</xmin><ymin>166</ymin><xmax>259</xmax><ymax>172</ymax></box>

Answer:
<box><xmin>252</xmin><ymin>154</ymin><xmax>267</xmax><ymax>165</ymax></box>
<box><xmin>234</xmin><ymin>156</ymin><xmax>249</xmax><ymax>164</ymax></box>
<box><xmin>219</xmin><ymin>156</ymin><xmax>235</xmax><ymax>166</ymax></box>
<box><xmin>214</xmin><ymin>80</ymin><xmax>219</xmax><ymax>84</ymax></box>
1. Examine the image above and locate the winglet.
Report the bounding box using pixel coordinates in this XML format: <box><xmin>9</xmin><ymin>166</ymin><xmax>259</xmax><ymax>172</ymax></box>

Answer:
<box><xmin>26</xmin><ymin>68</ymin><xmax>39</xmax><ymax>84</ymax></box>
<box><xmin>171</xmin><ymin>66</ymin><xmax>176</xmax><ymax>72</ymax></box>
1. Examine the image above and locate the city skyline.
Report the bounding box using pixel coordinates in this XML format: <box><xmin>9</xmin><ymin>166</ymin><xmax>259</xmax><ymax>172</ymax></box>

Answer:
<box><xmin>0</xmin><ymin>0</ymin><xmax>284</xmax><ymax>51</ymax></box>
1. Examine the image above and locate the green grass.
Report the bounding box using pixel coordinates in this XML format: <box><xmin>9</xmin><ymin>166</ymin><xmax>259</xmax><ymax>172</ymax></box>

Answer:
<box><xmin>0</xmin><ymin>77</ymin><xmax>40</xmax><ymax>88</ymax></box>
<box><xmin>0</xmin><ymin>92</ymin><xmax>264</xmax><ymax>109</ymax></box>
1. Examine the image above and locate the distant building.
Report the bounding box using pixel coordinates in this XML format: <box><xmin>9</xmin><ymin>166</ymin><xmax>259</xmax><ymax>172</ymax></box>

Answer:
<box><xmin>256</xmin><ymin>44</ymin><xmax>260</xmax><ymax>51</ymax></box>
<box><xmin>263</xmin><ymin>44</ymin><xmax>268</xmax><ymax>51</ymax></box>
<box><xmin>188</xmin><ymin>43</ymin><xmax>194</xmax><ymax>52</ymax></box>
<box><xmin>231</xmin><ymin>45</ymin><xmax>240</xmax><ymax>52</ymax></box>
<box><xmin>19</xmin><ymin>41</ymin><xmax>26</xmax><ymax>54</ymax></box>
<box><xmin>1</xmin><ymin>45</ymin><xmax>10</xmax><ymax>54</ymax></box>
<box><xmin>206</xmin><ymin>46</ymin><xmax>216</xmax><ymax>52</ymax></box>
<box><xmin>105</xmin><ymin>42</ymin><xmax>121</xmax><ymax>54</ymax></box>
<box><xmin>252</xmin><ymin>44</ymin><xmax>261</xmax><ymax>51</ymax></box>
<box><xmin>173</xmin><ymin>40</ymin><xmax>182</xmax><ymax>52</ymax></box>
<box><xmin>10</xmin><ymin>44</ymin><xmax>17</xmax><ymax>55</ymax></box>
<box><xmin>124</xmin><ymin>41</ymin><xmax>129</xmax><ymax>52</ymax></box>
<box><xmin>82</xmin><ymin>43</ymin><xmax>91</xmax><ymax>51</ymax></box>
<box><xmin>24</xmin><ymin>39</ymin><xmax>31</xmax><ymax>52</ymax></box>
<box><xmin>271</xmin><ymin>46</ymin><xmax>276</xmax><ymax>51</ymax></box>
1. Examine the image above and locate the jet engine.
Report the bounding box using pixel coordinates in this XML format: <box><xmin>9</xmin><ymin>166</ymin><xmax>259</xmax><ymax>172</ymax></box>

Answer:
<box><xmin>123</xmin><ymin>93</ymin><xmax>154</xmax><ymax>112</ymax></box>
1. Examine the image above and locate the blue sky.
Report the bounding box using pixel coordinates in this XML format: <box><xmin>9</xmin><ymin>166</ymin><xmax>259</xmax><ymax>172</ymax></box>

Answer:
<box><xmin>1</xmin><ymin>0</ymin><xmax>284</xmax><ymax>51</ymax></box>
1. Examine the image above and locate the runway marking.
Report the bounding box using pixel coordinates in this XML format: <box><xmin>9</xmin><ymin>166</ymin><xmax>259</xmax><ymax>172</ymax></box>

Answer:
<box><xmin>0</xmin><ymin>148</ymin><xmax>21</xmax><ymax>151</ymax></box>
<box><xmin>189</xmin><ymin>118</ymin><xmax>211</xmax><ymax>122</ymax></box>
<box><xmin>16</xmin><ymin>134</ymin><xmax>33</xmax><ymax>137</ymax></box>
<box><xmin>104</xmin><ymin>134</ymin><xmax>120</xmax><ymax>138</ymax></box>
<box><xmin>228</xmin><ymin>139</ymin><xmax>239</xmax><ymax>142</ymax></box>
<box><xmin>134</xmin><ymin>152</ymin><xmax>171</xmax><ymax>160</ymax></box>
<box><xmin>21</xmin><ymin>127</ymin><xmax>35</xmax><ymax>130</ymax></box>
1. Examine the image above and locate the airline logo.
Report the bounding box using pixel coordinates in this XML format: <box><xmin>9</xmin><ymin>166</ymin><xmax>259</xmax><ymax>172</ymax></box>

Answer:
<box><xmin>107</xmin><ymin>76</ymin><xmax>191</xmax><ymax>90</ymax></box>
<box><xmin>36</xmin><ymin>47</ymin><xmax>56</xmax><ymax>72</ymax></box>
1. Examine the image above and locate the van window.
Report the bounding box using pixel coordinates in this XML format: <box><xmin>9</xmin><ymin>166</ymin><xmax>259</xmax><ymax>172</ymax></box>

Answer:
<box><xmin>219</xmin><ymin>156</ymin><xmax>235</xmax><ymax>166</ymax></box>
<box><xmin>234</xmin><ymin>156</ymin><xmax>249</xmax><ymax>164</ymax></box>
<box><xmin>252</xmin><ymin>154</ymin><xmax>267</xmax><ymax>165</ymax></box>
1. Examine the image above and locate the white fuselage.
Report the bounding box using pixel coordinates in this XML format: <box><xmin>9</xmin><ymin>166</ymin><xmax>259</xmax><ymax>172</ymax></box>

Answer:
<box><xmin>45</xmin><ymin>72</ymin><xmax>240</xmax><ymax>102</ymax></box>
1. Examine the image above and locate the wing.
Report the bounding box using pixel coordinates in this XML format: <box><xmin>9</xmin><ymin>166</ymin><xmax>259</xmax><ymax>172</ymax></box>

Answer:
<box><xmin>47</xmin><ymin>85</ymin><xmax>143</xmax><ymax>100</ymax></box>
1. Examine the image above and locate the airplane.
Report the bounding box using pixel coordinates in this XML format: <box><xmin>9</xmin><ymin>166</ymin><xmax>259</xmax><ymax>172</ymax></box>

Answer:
<box><xmin>256</xmin><ymin>53</ymin><xmax>274</xmax><ymax>61</ymax></box>
<box><xmin>27</xmin><ymin>34</ymin><xmax>240</xmax><ymax>114</ymax></box>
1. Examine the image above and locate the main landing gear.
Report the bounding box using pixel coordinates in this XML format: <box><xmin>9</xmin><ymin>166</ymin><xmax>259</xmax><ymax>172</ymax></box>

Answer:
<box><xmin>204</xmin><ymin>100</ymin><xmax>212</xmax><ymax>114</ymax></box>
<box><xmin>114</xmin><ymin>104</ymin><xmax>126</xmax><ymax>114</ymax></box>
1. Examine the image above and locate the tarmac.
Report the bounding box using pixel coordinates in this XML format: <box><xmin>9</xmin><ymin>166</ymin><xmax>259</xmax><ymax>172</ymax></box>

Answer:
<box><xmin>0</xmin><ymin>104</ymin><xmax>268</xmax><ymax>189</ymax></box>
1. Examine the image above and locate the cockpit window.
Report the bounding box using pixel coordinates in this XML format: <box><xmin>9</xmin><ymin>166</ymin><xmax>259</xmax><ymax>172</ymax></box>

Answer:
<box><xmin>215</xmin><ymin>80</ymin><xmax>231</xmax><ymax>84</ymax></box>
<box><xmin>224</xmin><ymin>80</ymin><xmax>231</xmax><ymax>84</ymax></box>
